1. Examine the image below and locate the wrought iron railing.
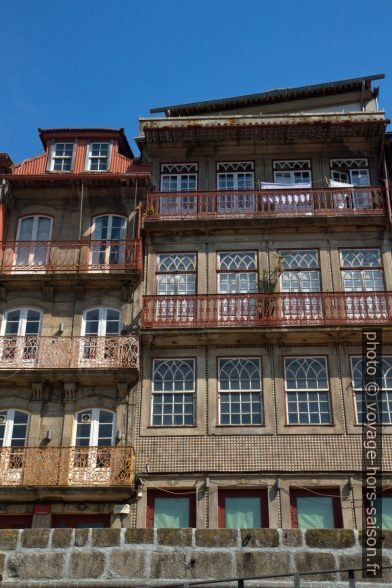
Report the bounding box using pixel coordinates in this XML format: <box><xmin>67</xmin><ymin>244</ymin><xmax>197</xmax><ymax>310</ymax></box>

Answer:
<box><xmin>0</xmin><ymin>336</ymin><xmax>139</xmax><ymax>369</ymax></box>
<box><xmin>0</xmin><ymin>446</ymin><xmax>135</xmax><ymax>487</ymax></box>
<box><xmin>142</xmin><ymin>292</ymin><xmax>392</xmax><ymax>328</ymax></box>
<box><xmin>146</xmin><ymin>187</ymin><xmax>385</xmax><ymax>220</ymax></box>
<box><xmin>0</xmin><ymin>239</ymin><xmax>142</xmax><ymax>273</ymax></box>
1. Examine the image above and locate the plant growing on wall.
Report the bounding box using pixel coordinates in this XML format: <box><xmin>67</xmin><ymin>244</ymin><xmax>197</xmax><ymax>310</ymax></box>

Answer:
<box><xmin>258</xmin><ymin>254</ymin><xmax>283</xmax><ymax>318</ymax></box>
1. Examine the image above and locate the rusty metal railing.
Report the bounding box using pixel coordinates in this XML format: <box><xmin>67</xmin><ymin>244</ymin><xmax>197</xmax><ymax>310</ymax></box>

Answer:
<box><xmin>0</xmin><ymin>446</ymin><xmax>135</xmax><ymax>487</ymax></box>
<box><xmin>0</xmin><ymin>336</ymin><xmax>139</xmax><ymax>369</ymax></box>
<box><xmin>145</xmin><ymin>187</ymin><xmax>385</xmax><ymax>220</ymax></box>
<box><xmin>142</xmin><ymin>292</ymin><xmax>392</xmax><ymax>328</ymax></box>
<box><xmin>0</xmin><ymin>239</ymin><xmax>142</xmax><ymax>273</ymax></box>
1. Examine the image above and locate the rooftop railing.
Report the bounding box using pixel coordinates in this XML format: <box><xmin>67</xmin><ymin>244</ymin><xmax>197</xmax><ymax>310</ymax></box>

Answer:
<box><xmin>142</xmin><ymin>292</ymin><xmax>392</xmax><ymax>328</ymax></box>
<box><xmin>146</xmin><ymin>187</ymin><xmax>385</xmax><ymax>221</ymax></box>
<box><xmin>0</xmin><ymin>239</ymin><xmax>142</xmax><ymax>273</ymax></box>
<box><xmin>0</xmin><ymin>336</ymin><xmax>139</xmax><ymax>369</ymax></box>
<box><xmin>0</xmin><ymin>446</ymin><xmax>135</xmax><ymax>487</ymax></box>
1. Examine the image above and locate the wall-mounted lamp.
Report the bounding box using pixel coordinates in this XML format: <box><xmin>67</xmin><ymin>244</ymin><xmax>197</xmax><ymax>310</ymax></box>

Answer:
<box><xmin>58</xmin><ymin>323</ymin><xmax>64</xmax><ymax>334</ymax></box>
<box><xmin>205</xmin><ymin>477</ymin><xmax>210</xmax><ymax>489</ymax></box>
<box><xmin>275</xmin><ymin>477</ymin><xmax>281</xmax><ymax>491</ymax></box>
<box><xmin>116</xmin><ymin>430</ymin><xmax>123</xmax><ymax>443</ymax></box>
<box><xmin>348</xmin><ymin>475</ymin><xmax>354</xmax><ymax>490</ymax></box>
<box><xmin>45</xmin><ymin>430</ymin><xmax>52</xmax><ymax>442</ymax></box>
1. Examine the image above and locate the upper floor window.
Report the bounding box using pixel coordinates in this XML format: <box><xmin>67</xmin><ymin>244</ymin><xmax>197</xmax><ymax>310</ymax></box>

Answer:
<box><xmin>75</xmin><ymin>409</ymin><xmax>115</xmax><ymax>446</ymax></box>
<box><xmin>14</xmin><ymin>216</ymin><xmax>53</xmax><ymax>271</ymax></box>
<box><xmin>156</xmin><ymin>253</ymin><xmax>196</xmax><ymax>296</ymax></box>
<box><xmin>152</xmin><ymin>359</ymin><xmax>195</xmax><ymax>426</ymax></box>
<box><xmin>160</xmin><ymin>163</ymin><xmax>197</xmax><ymax>192</ymax></box>
<box><xmin>330</xmin><ymin>158</ymin><xmax>370</xmax><ymax>187</ymax></box>
<box><xmin>218</xmin><ymin>358</ymin><xmax>263</xmax><ymax>425</ymax></box>
<box><xmin>273</xmin><ymin>160</ymin><xmax>312</xmax><ymax>186</ymax></box>
<box><xmin>90</xmin><ymin>215</ymin><xmax>127</xmax><ymax>267</ymax></box>
<box><xmin>87</xmin><ymin>142</ymin><xmax>111</xmax><ymax>171</ymax></box>
<box><xmin>280</xmin><ymin>250</ymin><xmax>320</xmax><ymax>293</ymax></box>
<box><xmin>0</xmin><ymin>410</ymin><xmax>29</xmax><ymax>447</ymax></box>
<box><xmin>1</xmin><ymin>308</ymin><xmax>42</xmax><ymax>337</ymax></box>
<box><xmin>216</xmin><ymin>162</ymin><xmax>254</xmax><ymax>190</ymax></box>
<box><xmin>284</xmin><ymin>356</ymin><xmax>331</xmax><ymax>425</ymax></box>
<box><xmin>351</xmin><ymin>356</ymin><xmax>392</xmax><ymax>424</ymax></box>
<box><xmin>217</xmin><ymin>251</ymin><xmax>258</xmax><ymax>294</ymax></box>
<box><xmin>340</xmin><ymin>249</ymin><xmax>384</xmax><ymax>292</ymax></box>
<box><xmin>82</xmin><ymin>307</ymin><xmax>121</xmax><ymax>336</ymax></box>
<box><xmin>50</xmin><ymin>142</ymin><xmax>75</xmax><ymax>172</ymax></box>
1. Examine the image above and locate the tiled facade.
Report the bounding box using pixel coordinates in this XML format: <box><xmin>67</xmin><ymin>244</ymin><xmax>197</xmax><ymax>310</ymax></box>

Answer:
<box><xmin>1</xmin><ymin>75</ymin><xmax>392</xmax><ymax>531</ymax></box>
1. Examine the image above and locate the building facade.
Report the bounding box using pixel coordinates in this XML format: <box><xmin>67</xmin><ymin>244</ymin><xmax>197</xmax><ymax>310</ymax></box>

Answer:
<box><xmin>1</xmin><ymin>75</ymin><xmax>392</xmax><ymax>531</ymax></box>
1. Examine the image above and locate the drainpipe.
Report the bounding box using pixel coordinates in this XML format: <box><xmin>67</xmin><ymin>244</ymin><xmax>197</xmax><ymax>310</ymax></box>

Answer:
<box><xmin>131</xmin><ymin>179</ymin><xmax>138</xmax><ymax>239</ymax></box>
<box><xmin>383</xmin><ymin>155</ymin><xmax>392</xmax><ymax>227</ymax></box>
<box><xmin>78</xmin><ymin>181</ymin><xmax>84</xmax><ymax>240</ymax></box>
<box><xmin>0</xmin><ymin>179</ymin><xmax>8</xmax><ymax>242</ymax></box>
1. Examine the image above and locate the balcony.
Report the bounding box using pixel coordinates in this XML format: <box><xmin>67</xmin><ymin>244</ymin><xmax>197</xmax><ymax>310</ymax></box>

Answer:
<box><xmin>142</xmin><ymin>292</ymin><xmax>392</xmax><ymax>329</ymax></box>
<box><xmin>0</xmin><ymin>240</ymin><xmax>142</xmax><ymax>274</ymax></box>
<box><xmin>0</xmin><ymin>336</ymin><xmax>139</xmax><ymax>370</ymax></box>
<box><xmin>145</xmin><ymin>187</ymin><xmax>385</xmax><ymax>221</ymax></box>
<box><xmin>0</xmin><ymin>446</ymin><xmax>135</xmax><ymax>487</ymax></box>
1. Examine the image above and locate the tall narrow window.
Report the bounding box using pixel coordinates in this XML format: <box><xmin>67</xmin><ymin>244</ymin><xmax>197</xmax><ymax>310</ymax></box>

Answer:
<box><xmin>152</xmin><ymin>359</ymin><xmax>195</xmax><ymax>426</ymax></box>
<box><xmin>81</xmin><ymin>308</ymin><xmax>121</xmax><ymax>365</ymax></box>
<box><xmin>50</xmin><ymin>143</ymin><xmax>75</xmax><ymax>171</ymax></box>
<box><xmin>216</xmin><ymin>162</ymin><xmax>255</xmax><ymax>212</ymax></box>
<box><xmin>159</xmin><ymin>163</ymin><xmax>197</xmax><ymax>217</ymax></box>
<box><xmin>284</xmin><ymin>357</ymin><xmax>331</xmax><ymax>424</ymax></box>
<box><xmin>280</xmin><ymin>250</ymin><xmax>321</xmax><ymax>319</ymax></box>
<box><xmin>340</xmin><ymin>249</ymin><xmax>386</xmax><ymax>319</ymax></box>
<box><xmin>90</xmin><ymin>215</ymin><xmax>127</xmax><ymax>268</ymax></box>
<box><xmin>0</xmin><ymin>410</ymin><xmax>29</xmax><ymax>477</ymax></box>
<box><xmin>0</xmin><ymin>308</ymin><xmax>42</xmax><ymax>365</ymax></box>
<box><xmin>87</xmin><ymin>143</ymin><xmax>111</xmax><ymax>171</ymax></box>
<box><xmin>156</xmin><ymin>253</ymin><xmax>196</xmax><ymax>323</ymax></box>
<box><xmin>217</xmin><ymin>251</ymin><xmax>258</xmax><ymax>321</ymax></box>
<box><xmin>218</xmin><ymin>358</ymin><xmax>263</xmax><ymax>425</ymax></box>
<box><xmin>15</xmin><ymin>216</ymin><xmax>53</xmax><ymax>271</ymax></box>
<box><xmin>351</xmin><ymin>356</ymin><xmax>392</xmax><ymax>424</ymax></box>
<box><xmin>73</xmin><ymin>409</ymin><xmax>115</xmax><ymax>473</ymax></box>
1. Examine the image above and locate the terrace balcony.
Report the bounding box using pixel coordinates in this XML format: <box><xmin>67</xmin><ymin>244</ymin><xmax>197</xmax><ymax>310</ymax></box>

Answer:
<box><xmin>0</xmin><ymin>336</ymin><xmax>139</xmax><ymax>370</ymax></box>
<box><xmin>0</xmin><ymin>239</ymin><xmax>142</xmax><ymax>287</ymax></box>
<box><xmin>142</xmin><ymin>292</ymin><xmax>392</xmax><ymax>329</ymax></box>
<box><xmin>0</xmin><ymin>446</ymin><xmax>135</xmax><ymax>488</ymax></box>
<box><xmin>145</xmin><ymin>187</ymin><xmax>385</xmax><ymax>224</ymax></box>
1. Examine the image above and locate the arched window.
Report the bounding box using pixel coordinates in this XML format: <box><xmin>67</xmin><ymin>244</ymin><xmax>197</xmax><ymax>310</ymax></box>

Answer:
<box><xmin>82</xmin><ymin>308</ymin><xmax>121</xmax><ymax>336</ymax></box>
<box><xmin>75</xmin><ymin>409</ymin><xmax>115</xmax><ymax>446</ymax></box>
<box><xmin>152</xmin><ymin>359</ymin><xmax>195</xmax><ymax>426</ymax></box>
<box><xmin>218</xmin><ymin>358</ymin><xmax>263</xmax><ymax>425</ymax></box>
<box><xmin>0</xmin><ymin>410</ymin><xmax>29</xmax><ymax>447</ymax></box>
<box><xmin>15</xmin><ymin>216</ymin><xmax>53</xmax><ymax>271</ymax></box>
<box><xmin>0</xmin><ymin>309</ymin><xmax>42</xmax><ymax>365</ymax></box>
<box><xmin>90</xmin><ymin>215</ymin><xmax>127</xmax><ymax>268</ymax></box>
<box><xmin>1</xmin><ymin>308</ymin><xmax>42</xmax><ymax>337</ymax></box>
<box><xmin>284</xmin><ymin>357</ymin><xmax>331</xmax><ymax>425</ymax></box>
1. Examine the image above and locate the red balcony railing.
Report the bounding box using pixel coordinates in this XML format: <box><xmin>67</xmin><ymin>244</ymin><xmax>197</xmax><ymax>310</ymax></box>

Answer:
<box><xmin>0</xmin><ymin>336</ymin><xmax>139</xmax><ymax>369</ymax></box>
<box><xmin>143</xmin><ymin>292</ymin><xmax>392</xmax><ymax>328</ymax></box>
<box><xmin>0</xmin><ymin>446</ymin><xmax>135</xmax><ymax>487</ymax></box>
<box><xmin>0</xmin><ymin>239</ymin><xmax>142</xmax><ymax>273</ymax></box>
<box><xmin>146</xmin><ymin>187</ymin><xmax>385</xmax><ymax>220</ymax></box>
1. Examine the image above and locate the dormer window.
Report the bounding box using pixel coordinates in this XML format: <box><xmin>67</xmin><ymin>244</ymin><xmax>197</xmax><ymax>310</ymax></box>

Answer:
<box><xmin>50</xmin><ymin>142</ymin><xmax>75</xmax><ymax>171</ymax></box>
<box><xmin>87</xmin><ymin>142</ymin><xmax>111</xmax><ymax>171</ymax></box>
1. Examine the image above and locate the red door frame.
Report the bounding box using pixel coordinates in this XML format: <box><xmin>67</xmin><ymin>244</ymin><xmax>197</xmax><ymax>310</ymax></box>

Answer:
<box><xmin>290</xmin><ymin>488</ymin><xmax>343</xmax><ymax>528</ymax></box>
<box><xmin>146</xmin><ymin>489</ymin><xmax>196</xmax><ymax>528</ymax></box>
<box><xmin>218</xmin><ymin>489</ymin><xmax>269</xmax><ymax>528</ymax></box>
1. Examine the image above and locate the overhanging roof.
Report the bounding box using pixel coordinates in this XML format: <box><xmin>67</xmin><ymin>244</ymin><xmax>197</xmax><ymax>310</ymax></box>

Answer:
<box><xmin>150</xmin><ymin>74</ymin><xmax>385</xmax><ymax>116</ymax></box>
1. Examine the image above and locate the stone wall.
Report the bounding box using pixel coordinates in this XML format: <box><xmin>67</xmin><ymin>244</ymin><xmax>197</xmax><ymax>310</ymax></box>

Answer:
<box><xmin>0</xmin><ymin>528</ymin><xmax>391</xmax><ymax>586</ymax></box>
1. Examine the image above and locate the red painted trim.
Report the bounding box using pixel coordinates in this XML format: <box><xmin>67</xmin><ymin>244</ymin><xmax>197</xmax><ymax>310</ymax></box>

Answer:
<box><xmin>0</xmin><ymin>515</ymin><xmax>32</xmax><ymax>529</ymax></box>
<box><xmin>290</xmin><ymin>488</ymin><xmax>342</xmax><ymax>528</ymax></box>
<box><xmin>218</xmin><ymin>489</ymin><xmax>269</xmax><ymax>528</ymax></box>
<box><xmin>146</xmin><ymin>489</ymin><xmax>196</xmax><ymax>528</ymax></box>
<box><xmin>33</xmin><ymin>504</ymin><xmax>51</xmax><ymax>515</ymax></box>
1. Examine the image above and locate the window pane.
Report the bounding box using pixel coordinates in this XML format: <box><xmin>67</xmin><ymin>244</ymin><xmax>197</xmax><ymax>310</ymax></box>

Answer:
<box><xmin>297</xmin><ymin>496</ymin><xmax>335</xmax><ymax>528</ymax></box>
<box><xmin>153</xmin><ymin>497</ymin><xmax>189</xmax><ymax>528</ymax></box>
<box><xmin>382</xmin><ymin>497</ymin><xmax>392</xmax><ymax>530</ymax></box>
<box><xmin>225</xmin><ymin>497</ymin><xmax>261</xmax><ymax>528</ymax></box>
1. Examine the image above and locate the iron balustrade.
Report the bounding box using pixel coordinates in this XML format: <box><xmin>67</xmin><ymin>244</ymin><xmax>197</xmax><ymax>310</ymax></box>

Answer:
<box><xmin>146</xmin><ymin>187</ymin><xmax>385</xmax><ymax>220</ymax></box>
<box><xmin>142</xmin><ymin>292</ymin><xmax>392</xmax><ymax>328</ymax></box>
<box><xmin>0</xmin><ymin>336</ymin><xmax>139</xmax><ymax>369</ymax></box>
<box><xmin>0</xmin><ymin>446</ymin><xmax>135</xmax><ymax>487</ymax></box>
<box><xmin>0</xmin><ymin>239</ymin><xmax>143</xmax><ymax>273</ymax></box>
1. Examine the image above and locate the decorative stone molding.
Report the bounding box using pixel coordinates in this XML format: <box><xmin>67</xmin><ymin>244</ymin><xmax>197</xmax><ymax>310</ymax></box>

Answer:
<box><xmin>63</xmin><ymin>382</ymin><xmax>77</xmax><ymax>402</ymax></box>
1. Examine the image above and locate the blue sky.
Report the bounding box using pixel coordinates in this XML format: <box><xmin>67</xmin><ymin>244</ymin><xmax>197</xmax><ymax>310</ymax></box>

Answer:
<box><xmin>1</xmin><ymin>0</ymin><xmax>392</xmax><ymax>163</ymax></box>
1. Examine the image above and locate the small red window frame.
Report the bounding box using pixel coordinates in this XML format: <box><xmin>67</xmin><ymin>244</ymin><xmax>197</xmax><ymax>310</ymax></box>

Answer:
<box><xmin>290</xmin><ymin>488</ymin><xmax>343</xmax><ymax>529</ymax></box>
<box><xmin>218</xmin><ymin>489</ymin><xmax>269</xmax><ymax>528</ymax></box>
<box><xmin>146</xmin><ymin>489</ymin><xmax>196</xmax><ymax>528</ymax></box>
<box><xmin>51</xmin><ymin>514</ymin><xmax>111</xmax><ymax>528</ymax></box>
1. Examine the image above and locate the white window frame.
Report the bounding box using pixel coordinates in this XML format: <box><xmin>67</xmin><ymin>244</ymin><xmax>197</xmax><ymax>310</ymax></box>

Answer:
<box><xmin>351</xmin><ymin>356</ymin><xmax>392</xmax><ymax>425</ymax></box>
<box><xmin>85</xmin><ymin>141</ymin><xmax>112</xmax><ymax>172</ymax></box>
<box><xmin>160</xmin><ymin>163</ymin><xmax>198</xmax><ymax>192</ymax></box>
<box><xmin>74</xmin><ymin>408</ymin><xmax>116</xmax><ymax>446</ymax></box>
<box><xmin>1</xmin><ymin>307</ymin><xmax>43</xmax><ymax>337</ymax></box>
<box><xmin>0</xmin><ymin>409</ymin><xmax>30</xmax><ymax>447</ymax></box>
<box><xmin>151</xmin><ymin>358</ymin><xmax>196</xmax><ymax>427</ymax></box>
<box><xmin>218</xmin><ymin>357</ymin><xmax>263</xmax><ymax>426</ymax></box>
<box><xmin>49</xmin><ymin>142</ymin><xmax>76</xmax><ymax>172</ymax></box>
<box><xmin>216</xmin><ymin>161</ymin><xmax>255</xmax><ymax>190</ymax></box>
<box><xmin>81</xmin><ymin>307</ymin><xmax>121</xmax><ymax>337</ymax></box>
